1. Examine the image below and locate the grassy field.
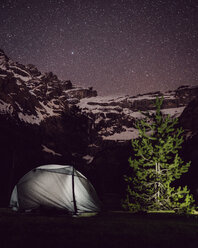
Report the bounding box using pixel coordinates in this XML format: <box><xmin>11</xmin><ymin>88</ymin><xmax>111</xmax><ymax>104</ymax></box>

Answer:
<box><xmin>0</xmin><ymin>209</ymin><xmax>198</xmax><ymax>248</ymax></box>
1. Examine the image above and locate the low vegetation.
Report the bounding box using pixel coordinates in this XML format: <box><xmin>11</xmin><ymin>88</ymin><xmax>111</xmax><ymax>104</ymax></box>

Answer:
<box><xmin>0</xmin><ymin>209</ymin><xmax>198</xmax><ymax>248</ymax></box>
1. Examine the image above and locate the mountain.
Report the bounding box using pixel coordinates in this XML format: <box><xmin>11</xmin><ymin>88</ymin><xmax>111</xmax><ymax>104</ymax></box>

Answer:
<box><xmin>0</xmin><ymin>49</ymin><xmax>198</xmax><ymax>208</ymax></box>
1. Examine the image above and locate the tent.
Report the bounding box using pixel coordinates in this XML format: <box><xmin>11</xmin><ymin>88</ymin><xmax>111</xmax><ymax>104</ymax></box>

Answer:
<box><xmin>10</xmin><ymin>164</ymin><xmax>101</xmax><ymax>214</ymax></box>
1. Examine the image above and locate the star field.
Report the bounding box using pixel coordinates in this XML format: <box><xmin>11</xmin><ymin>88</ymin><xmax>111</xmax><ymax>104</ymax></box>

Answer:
<box><xmin>0</xmin><ymin>0</ymin><xmax>198</xmax><ymax>96</ymax></box>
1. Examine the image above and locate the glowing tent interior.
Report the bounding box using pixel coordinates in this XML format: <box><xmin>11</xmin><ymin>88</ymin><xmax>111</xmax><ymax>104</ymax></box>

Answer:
<box><xmin>10</xmin><ymin>164</ymin><xmax>101</xmax><ymax>214</ymax></box>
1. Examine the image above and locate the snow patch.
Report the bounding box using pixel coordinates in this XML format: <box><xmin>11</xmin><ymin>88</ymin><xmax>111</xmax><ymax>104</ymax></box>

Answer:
<box><xmin>88</xmin><ymin>144</ymin><xmax>99</xmax><ymax>148</ymax></box>
<box><xmin>39</xmin><ymin>101</ymin><xmax>61</xmax><ymax>117</ymax></box>
<box><xmin>129</xmin><ymin>95</ymin><xmax>157</xmax><ymax>101</ymax></box>
<box><xmin>103</xmin><ymin>128</ymin><xmax>139</xmax><ymax>141</ymax></box>
<box><xmin>78</xmin><ymin>95</ymin><xmax>126</xmax><ymax>110</ymax></box>
<box><xmin>16</xmin><ymin>80</ymin><xmax>22</xmax><ymax>86</ymax></box>
<box><xmin>14</xmin><ymin>73</ymin><xmax>31</xmax><ymax>82</ymax></box>
<box><xmin>130</xmin><ymin>111</ymin><xmax>144</xmax><ymax>119</ymax></box>
<box><xmin>161</xmin><ymin>107</ymin><xmax>185</xmax><ymax>117</ymax></box>
<box><xmin>42</xmin><ymin>145</ymin><xmax>62</xmax><ymax>156</ymax></box>
<box><xmin>15</xmin><ymin>102</ymin><xmax>23</xmax><ymax>111</ymax></box>
<box><xmin>82</xmin><ymin>155</ymin><xmax>94</xmax><ymax>164</ymax></box>
<box><xmin>95</xmin><ymin>116</ymin><xmax>104</xmax><ymax>124</ymax></box>
<box><xmin>0</xmin><ymin>100</ymin><xmax>14</xmax><ymax>114</ymax></box>
<box><xmin>18</xmin><ymin>112</ymin><xmax>41</xmax><ymax>124</ymax></box>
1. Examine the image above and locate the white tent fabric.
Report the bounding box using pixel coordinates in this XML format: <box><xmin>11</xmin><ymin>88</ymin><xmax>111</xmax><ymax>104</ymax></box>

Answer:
<box><xmin>10</xmin><ymin>164</ymin><xmax>101</xmax><ymax>214</ymax></box>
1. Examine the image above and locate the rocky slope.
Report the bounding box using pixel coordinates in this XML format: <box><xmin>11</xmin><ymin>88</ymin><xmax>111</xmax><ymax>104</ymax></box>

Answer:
<box><xmin>0</xmin><ymin>49</ymin><xmax>97</xmax><ymax>124</ymax></box>
<box><xmin>78</xmin><ymin>86</ymin><xmax>198</xmax><ymax>141</ymax></box>
<box><xmin>0</xmin><ymin>49</ymin><xmax>198</xmax><ymax>207</ymax></box>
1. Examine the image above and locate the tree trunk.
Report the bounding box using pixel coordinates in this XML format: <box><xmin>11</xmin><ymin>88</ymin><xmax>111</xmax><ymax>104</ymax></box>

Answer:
<box><xmin>155</xmin><ymin>162</ymin><xmax>161</xmax><ymax>206</ymax></box>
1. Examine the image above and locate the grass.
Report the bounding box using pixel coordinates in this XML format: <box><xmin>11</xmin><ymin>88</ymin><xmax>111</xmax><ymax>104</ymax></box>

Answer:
<box><xmin>0</xmin><ymin>208</ymin><xmax>198</xmax><ymax>248</ymax></box>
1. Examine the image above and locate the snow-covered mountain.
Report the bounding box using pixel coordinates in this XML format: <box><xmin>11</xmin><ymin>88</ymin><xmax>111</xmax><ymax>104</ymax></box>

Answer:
<box><xmin>1</xmin><ymin>48</ymin><xmax>197</xmax><ymax>142</ymax></box>
<box><xmin>0</xmin><ymin>49</ymin><xmax>97</xmax><ymax>124</ymax></box>
<box><xmin>78</xmin><ymin>86</ymin><xmax>198</xmax><ymax>142</ymax></box>
<box><xmin>0</xmin><ymin>49</ymin><xmax>198</xmax><ymax>207</ymax></box>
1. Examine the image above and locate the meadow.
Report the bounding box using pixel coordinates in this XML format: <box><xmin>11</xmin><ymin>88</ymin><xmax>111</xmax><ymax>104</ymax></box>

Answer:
<box><xmin>0</xmin><ymin>209</ymin><xmax>198</xmax><ymax>248</ymax></box>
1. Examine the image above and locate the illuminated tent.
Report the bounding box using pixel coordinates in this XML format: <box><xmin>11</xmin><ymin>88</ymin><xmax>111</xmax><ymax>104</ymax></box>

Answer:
<box><xmin>10</xmin><ymin>164</ymin><xmax>101</xmax><ymax>214</ymax></box>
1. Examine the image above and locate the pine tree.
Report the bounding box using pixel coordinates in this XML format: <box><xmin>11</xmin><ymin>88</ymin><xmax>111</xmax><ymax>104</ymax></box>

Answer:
<box><xmin>123</xmin><ymin>97</ymin><xmax>194</xmax><ymax>214</ymax></box>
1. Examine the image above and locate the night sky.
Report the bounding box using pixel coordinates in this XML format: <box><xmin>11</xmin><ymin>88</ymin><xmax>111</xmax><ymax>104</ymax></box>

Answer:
<box><xmin>0</xmin><ymin>0</ymin><xmax>198</xmax><ymax>96</ymax></box>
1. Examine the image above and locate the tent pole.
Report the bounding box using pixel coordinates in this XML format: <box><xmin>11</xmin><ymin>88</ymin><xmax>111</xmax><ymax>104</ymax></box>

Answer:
<box><xmin>72</xmin><ymin>166</ymin><xmax>77</xmax><ymax>215</ymax></box>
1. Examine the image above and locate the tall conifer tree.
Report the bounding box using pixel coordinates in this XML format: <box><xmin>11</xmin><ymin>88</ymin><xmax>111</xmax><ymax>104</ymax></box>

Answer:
<box><xmin>123</xmin><ymin>97</ymin><xmax>194</xmax><ymax>213</ymax></box>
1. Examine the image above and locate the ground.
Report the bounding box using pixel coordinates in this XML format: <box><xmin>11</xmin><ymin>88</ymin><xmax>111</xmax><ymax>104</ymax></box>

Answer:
<box><xmin>0</xmin><ymin>209</ymin><xmax>198</xmax><ymax>248</ymax></box>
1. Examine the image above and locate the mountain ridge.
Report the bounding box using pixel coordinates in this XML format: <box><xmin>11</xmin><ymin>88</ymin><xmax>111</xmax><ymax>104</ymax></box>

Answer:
<box><xmin>0</xmin><ymin>49</ymin><xmax>198</xmax><ymax>208</ymax></box>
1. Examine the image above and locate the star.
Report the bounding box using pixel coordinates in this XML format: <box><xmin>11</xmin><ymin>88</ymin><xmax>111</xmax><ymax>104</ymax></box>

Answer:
<box><xmin>0</xmin><ymin>0</ymin><xmax>197</xmax><ymax>96</ymax></box>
